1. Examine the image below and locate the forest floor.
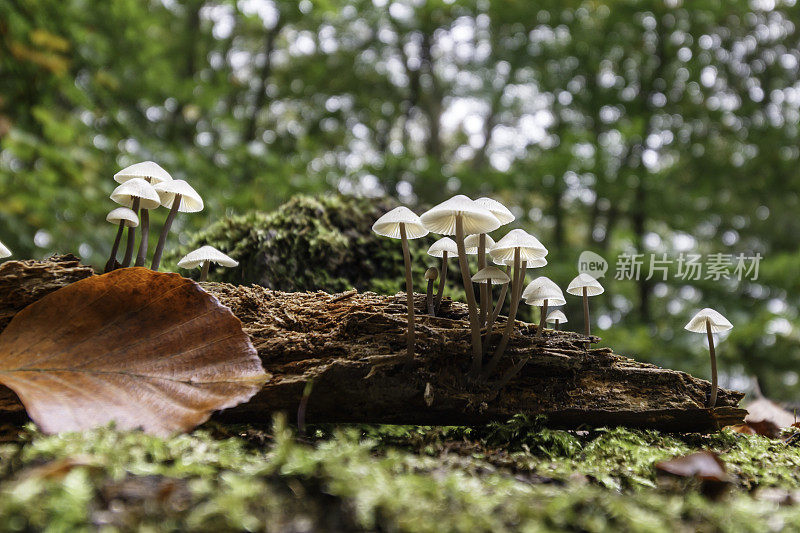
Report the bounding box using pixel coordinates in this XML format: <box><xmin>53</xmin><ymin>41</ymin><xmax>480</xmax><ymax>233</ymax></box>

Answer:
<box><xmin>1</xmin><ymin>415</ymin><xmax>800</xmax><ymax>532</ymax></box>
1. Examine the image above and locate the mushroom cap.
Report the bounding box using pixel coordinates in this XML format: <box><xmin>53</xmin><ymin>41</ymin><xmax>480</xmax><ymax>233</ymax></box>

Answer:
<box><xmin>489</xmin><ymin>229</ymin><xmax>548</xmax><ymax>262</ymax></box>
<box><xmin>106</xmin><ymin>207</ymin><xmax>140</xmax><ymax>228</ymax></box>
<box><xmin>522</xmin><ymin>277</ymin><xmax>566</xmax><ymax>306</ymax></box>
<box><xmin>424</xmin><ymin>267</ymin><xmax>439</xmax><ymax>280</ymax></box>
<box><xmin>427</xmin><ymin>237</ymin><xmax>458</xmax><ymax>258</ymax></box>
<box><xmin>472</xmin><ymin>266</ymin><xmax>510</xmax><ymax>285</ymax></box>
<box><xmin>566</xmin><ymin>273</ymin><xmax>604</xmax><ymax>296</ymax></box>
<box><xmin>685</xmin><ymin>308</ymin><xmax>733</xmax><ymax>333</ymax></box>
<box><xmin>546</xmin><ymin>310</ymin><xmax>568</xmax><ymax>324</ymax></box>
<box><xmin>153</xmin><ymin>180</ymin><xmax>204</xmax><ymax>213</ymax></box>
<box><xmin>110</xmin><ymin>178</ymin><xmax>161</xmax><ymax>210</ymax></box>
<box><xmin>177</xmin><ymin>245</ymin><xmax>239</xmax><ymax>269</ymax></box>
<box><xmin>419</xmin><ymin>195</ymin><xmax>501</xmax><ymax>235</ymax></box>
<box><xmin>474</xmin><ymin>197</ymin><xmax>515</xmax><ymax>225</ymax></box>
<box><xmin>114</xmin><ymin>161</ymin><xmax>173</xmax><ymax>185</ymax></box>
<box><xmin>372</xmin><ymin>206</ymin><xmax>429</xmax><ymax>239</ymax></box>
<box><xmin>464</xmin><ymin>234</ymin><xmax>495</xmax><ymax>255</ymax></box>
<box><xmin>0</xmin><ymin>241</ymin><xmax>11</xmax><ymax>259</ymax></box>
<box><xmin>493</xmin><ymin>256</ymin><xmax>548</xmax><ymax>268</ymax></box>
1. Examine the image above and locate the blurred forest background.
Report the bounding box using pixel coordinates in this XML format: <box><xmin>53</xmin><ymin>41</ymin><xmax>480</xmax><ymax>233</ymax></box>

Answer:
<box><xmin>2</xmin><ymin>0</ymin><xmax>800</xmax><ymax>400</ymax></box>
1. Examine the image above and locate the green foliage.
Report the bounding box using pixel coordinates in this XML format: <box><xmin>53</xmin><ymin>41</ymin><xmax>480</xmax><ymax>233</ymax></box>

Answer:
<box><xmin>4</xmin><ymin>420</ymin><xmax>800</xmax><ymax>531</ymax></box>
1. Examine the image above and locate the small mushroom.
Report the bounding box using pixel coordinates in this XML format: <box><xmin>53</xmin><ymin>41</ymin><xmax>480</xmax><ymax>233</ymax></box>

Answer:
<box><xmin>110</xmin><ymin>178</ymin><xmax>161</xmax><ymax>268</ymax></box>
<box><xmin>489</xmin><ymin>256</ymin><xmax>547</xmax><ymax>327</ymax></box>
<box><xmin>465</xmin><ymin>234</ymin><xmax>496</xmax><ymax>326</ymax></box>
<box><xmin>0</xmin><ymin>241</ymin><xmax>11</xmax><ymax>260</ymax></box>
<box><xmin>420</xmin><ymin>196</ymin><xmax>500</xmax><ymax>376</ymax></box>
<box><xmin>522</xmin><ymin>276</ymin><xmax>566</xmax><ymax>338</ymax></box>
<box><xmin>424</xmin><ymin>267</ymin><xmax>439</xmax><ymax>315</ymax></box>
<box><xmin>104</xmin><ymin>207</ymin><xmax>139</xmax><ymax>273</ymax></box>
<box><xmin>372</xmin><ymin>206</ymin><xmax>429</xmax><ymax>359</ymax></box>
<box><xmin>150</xmin><ymin>180</ymin><xmax>204</xmax><ymax>271</ymax></box>
<box><xmin>546</xmin><ymin>310</ymin><xmax>568</xmax><ymax>331</ymax></box>
<box><xmin>567</xmin><ymin>273</ymin><xmax>604</xmax><ymax>349</ymax></box>
<box><xmin>473</xmin><ymin>198</ymin><xmax>514</xmax><ymax>328</ymax></box>
<box><xmin>114</xmin><ymin>162</ymin><xmax>173</xmax><ymax>268</ymax></box>
<box><xmin>177</xmin><ymin>245</ymin><xmax>239</xmax><ymax>281</ymax></box>
<box><xmin>685</xmin><ymin>308</ymin><xmax>733</xmax><ymax>408</ymax></box>
<box><xmin>472</xmin><ymin>266</ymin><xmax>510</xmax><ymax>346</ymax></box>
<box><xmin>483</xmin><ymin>229</ymin><xmax>547</xmax><ymax>377</ymax></box>
<box><xmin>427</xmin><ymin>237</ymin><xmax>458</xmax><ymax>312</ymax></box>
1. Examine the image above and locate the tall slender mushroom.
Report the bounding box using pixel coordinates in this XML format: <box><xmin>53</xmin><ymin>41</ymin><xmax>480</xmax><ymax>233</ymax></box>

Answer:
<box><xmin>372</xmin><ymin>206</ymin><xmax>429</xmax><ymax>359</ymax></box>
<box><xmin>110</xmin><ymin>178</ymin><xmax>161</xmax><ymax>268</ymax></box>
<box><xmin>0</xmin><ymin>241</ymin><xmax>11</xmax><ymax>261</ymax></box>
<box><xmin>424</xmin><ymin>267</ymin><xmax>439</xmax><ymax>315</ymax></box>
<box><xmin>546</xmin><ymin>310</ymin><xmax>568</xmax><ymax>331</ymax></box>
<box><xmin>522</xmin><ymin>276</ymin><xmax>565</xmax><ymax>338</ymax></box>
<box><xmin>420</xmin><ymin>195</ymin><xmax>500</xmax><ymax>376</ymax></box>
<box><xmin>427</xmin><ymin>237</ymin><xmax>458</xmax><ymax>313</ymax></box>
<box><xmin>483</xmin><ymin>229</ymin><xmax>547</xmax><ymax>377</ymax></box>
<box><xmin>473</xmin><ymin>198</ymin><xmax>514</xmax><ymax>327</ymax></box>
<box><xmin>150</xmin><ymin>180</ymin><xmax>204</xmax><ymax>271</ymax></box>
<box><xmin>113</xmin><ymin>162</ymin><xmax>173</xmax><ymax>267</ymax></box>
<box><xmin>104</xmin><ymin>207</ymin><xmax>139</xmax><ymax>273</ymax></box>
<box><xmin>685</xmin><ymin>308</ymin><xmax>733</xmax><ymax>408</ymax></box>
<box><xmin>472</xmin><ymin>266</ymin><xmax>510</xmax><ymax>347</ymax></box>
<box><xmin>177</xmin><ymin>245</ymin><xmax>239</xmax><ymax>281</ymax></box>
<box><xmin>566</xmin><ymin>273</ymin><xmax>605</xmax><ymax>349</ymax></box>
<box><xmin>465</xmin><ymin>233</ymin><xmax>496</xmax><ymax>327</ymax></box>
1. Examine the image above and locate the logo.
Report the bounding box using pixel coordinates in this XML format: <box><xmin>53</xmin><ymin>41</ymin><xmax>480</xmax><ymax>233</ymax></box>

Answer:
<box><xmin>578</xmin><ymin>251</ymin><xmax>608</xmax><ymax>279</ymax></box>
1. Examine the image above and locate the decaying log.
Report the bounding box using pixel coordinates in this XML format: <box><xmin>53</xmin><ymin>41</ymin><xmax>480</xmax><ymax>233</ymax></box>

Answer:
<box><xmin>0</xmin><ymin>257</ymin><xmax>746</xmax><ymax>432</ymax></box>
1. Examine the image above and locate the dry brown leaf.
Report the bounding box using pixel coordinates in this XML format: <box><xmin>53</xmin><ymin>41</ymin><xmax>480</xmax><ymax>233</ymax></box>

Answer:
<box><xmin>0</xmin><ymin>267</ymin><xmax>266</xmax><ymax>435</ymax></box>
<box><xmin>654</xmin><ymin>451</ymin><xmax>731</xmax><ymax>483</ymax></box>
<box><xmin>746</xmin><ymin>397</ymin><xmax>797</xmax><ymax>428</ymax></box>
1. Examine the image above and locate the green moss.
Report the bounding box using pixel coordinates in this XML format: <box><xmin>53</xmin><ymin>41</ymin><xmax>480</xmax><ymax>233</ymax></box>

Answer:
<box><xmin>165</xmin><ymin>194</ymin><xmax>431</xmax><ymax>294</ymax></box>
<box><xmin>3</xmin><ymin>420</ymin><xmax>800</xmax><ymax>531</ymax></box>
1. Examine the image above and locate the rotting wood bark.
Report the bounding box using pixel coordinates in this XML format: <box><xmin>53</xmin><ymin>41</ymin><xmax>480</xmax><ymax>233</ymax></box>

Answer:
<box><xmin>0</xmin><ymin>256</ymin><xmax>746</xmax><ymax>432</ymax></box>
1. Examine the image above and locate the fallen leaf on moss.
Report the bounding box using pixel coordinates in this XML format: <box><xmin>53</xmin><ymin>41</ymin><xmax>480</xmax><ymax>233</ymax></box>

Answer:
<box><xmin>0</xmin><ymin>267</ymin><xmax>266</xmax><ymax>435</ymax></box>
<box><xmin>728</xmin><ymin>420</ymin><xmax>782</xmax><ymax>438</ymax></box>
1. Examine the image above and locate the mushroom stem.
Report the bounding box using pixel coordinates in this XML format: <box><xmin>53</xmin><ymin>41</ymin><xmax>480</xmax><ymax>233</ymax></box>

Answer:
<box><xmin>105</xmin><ymin>222</ymin><xmax>126</xmax><ymax>273</ymax></box>
<box><xmin>455</xmin><ymin>215</ymin><xmax>483</xmax><ymax>377</ymax></box>
<box><xmin>121</xmin><ymin>197</ymin><xmax>141</xmax><ymax>267</ymax></box>
<box><xmin>707</xmin><ymin>320</ymin><xmax>718</xmax><ymax>408</ymax></box>
<box><xmin>489</xmin><ymin>265</ymin><xmax>511</xmax><ymax>326</ymax></box>
<box><xmin>434</xmin><ymin>252</ymin><xmax>448</xmax><ymax>312</ymax></box>
<box><xmin>554</xmin><ymin>320</ymin><xmax>560</xmax><ymax>331</ymax></box>
<box><xmin>151</xmin><ymin>194</ymin><xmax>182</xmax><ymax>271</ymax></box>
<box><xmin>135</xmin><ymin>207</ymin><xmax>150</xmax><ymax>267</ymax></box>
<box><xmin>426</xmin><ymin>278</ymin><xmax>436</xmax><ymax>315</ymax></box>
<box><xmin>400</xmin><ymin>223</ymin><xmax>415</xmax><ymax>358</ymax></box>
<box><xmin>583</xmin><ymin>286</ymin><xmax>590</xmax><ymax>349</ymax></box>
<box><xmin>484</xmin><ymin>249</ymin><xmax>523</xmax><ymax>378</ymax></box>
<box><xmin>478</xmin><ymin>233</ymin><xmax>488</xmax><ymax>327</ymax></box>
<box><xmin>536</xmin><ymin>300</ymin><xmax>549</xmax><ymax>338</ymax></box>
<box><xmin>200</xmin><ymin>260</ymin><xmax>210</xmax><ymax>282</ymax></box>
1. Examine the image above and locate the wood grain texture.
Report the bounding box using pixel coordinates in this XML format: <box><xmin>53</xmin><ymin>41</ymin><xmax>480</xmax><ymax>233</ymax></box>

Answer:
<box><xmin>0</xmin><ymin>257</ymin><xmax>746</xmax><ymax>432</ymax></box>
<box><xmin>0</xmin><ymin>267</ymin><xmax>265</xmax><ymax>435</ymax></box>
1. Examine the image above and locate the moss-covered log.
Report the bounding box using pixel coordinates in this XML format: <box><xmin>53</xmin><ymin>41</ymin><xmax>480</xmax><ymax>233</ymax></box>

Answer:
<box><xmin>0</xmin><ymin>257</ymin><xmax>746</xmax><ymax>432</ymax></box>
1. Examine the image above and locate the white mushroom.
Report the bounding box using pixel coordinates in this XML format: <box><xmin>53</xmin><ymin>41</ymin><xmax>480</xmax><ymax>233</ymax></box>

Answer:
<box><xmin>427</xmin><ymin>237</ymin><xmax>459</xmax><ymax>313</ymax></box>
<box><xmin>372</xmin><ymin>206</ymin><xmax>429</xmax><ymax>359</ymax></box>
<box><xmin>522</xmin><ymin>277</ymin><xmax>565</xmax><ymax>338</ymax></box>
<box><xmin>0</xmin><ymin>241</ymin><xmax>11</xmax><ymax>260</ymax></box>
<box><xmin>114</xmin><ymin>162</ymin><xmax>173</xmax><ymax>267</ymax></box>
<box><xmin>567</xmin><ymin>273</ymin><xmax>605</xmax><ymax>348</ymax></box>
<box><xmin>472</xmin><ymin>266</ymin><xmax>511</xmax><ymax>346</ymax></box>
<box><xmin>685</xmin><ymin>308</ymin><xmax>733</xmax><ymax>408</ymax></box>
<box><xmin>420</xmin><ymin>195</ymin><xmax>501</xmax><ymax>376</ymax></box>
<box><xmin>150</xmin><ymin>180</ymin><xmax>204</xmax><ymax>271</ymax></box>
<box><xmin>424</xmin><ymin>267</ymin><xmax>439</xmax><ymax>315</ymax></box>
<box><xmin>177</xmin><ymin>245</ymin><xmax>238</xmax><ymax>281</ymax></box>
<box><xmin>474</xmin><ymin>198</ymin><xmax>512</xmax><ymax>329</ymax></box>
<box><xmin>483</xmin><ymin>229</ymin><xmax>548</xmax><ymax>377</ymax></box>
<box><xmin>546</xmin><ymin>310</ymin><xmax>568</xmax><ymax>331</ymax></box>
<box><xmin>104</xmin><ymin>207</ymin><xmax>139</xmax><ymax>273</ymax></box>
<box><xmin>110</xmin><ymin>178</ymin><xmax>161</xmax><ymax>268</ymax></box>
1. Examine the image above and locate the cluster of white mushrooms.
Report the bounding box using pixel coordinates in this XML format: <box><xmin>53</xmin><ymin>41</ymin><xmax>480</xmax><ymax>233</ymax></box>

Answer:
<box><xmin>372</xmin><ymin>194</ymin><xmax>606</xmax><ymax>380</ymax></box>
<box><xmin>374</xmin><ymin>195</ymin><xmax>735</xmax><ymax>397</ymax></box>
<box><xmin>105</xmin><ymin>161</ymin><xmax>238</xmax><ymax>280</ymax></box>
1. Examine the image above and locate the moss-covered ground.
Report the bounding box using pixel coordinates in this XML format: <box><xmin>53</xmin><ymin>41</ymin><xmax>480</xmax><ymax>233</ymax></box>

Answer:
<box><xmin>1</xmin><ymin>416</ymin><xmax>800</xmax><ymax>532</ymax></box>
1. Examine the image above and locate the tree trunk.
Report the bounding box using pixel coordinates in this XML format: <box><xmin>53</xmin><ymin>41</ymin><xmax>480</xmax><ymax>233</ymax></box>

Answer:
<box><xmin>0</xmin><ymin>256</ymin><xmax>746</xmax><ymax>432</ymax></box>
